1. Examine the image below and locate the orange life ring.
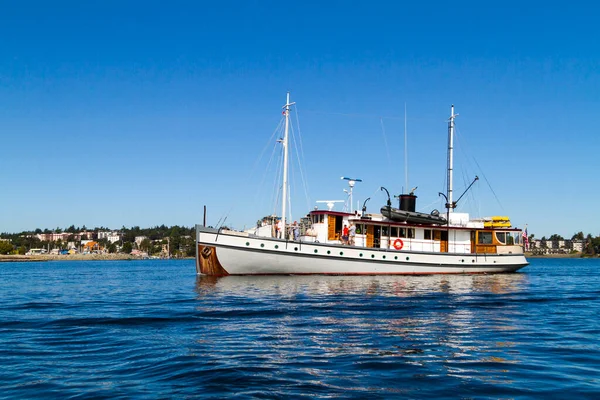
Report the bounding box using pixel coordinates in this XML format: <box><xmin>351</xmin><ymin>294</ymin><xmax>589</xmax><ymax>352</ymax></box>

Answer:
<box><xmin>393</xmin><ymin>238</ymin><xmax>403</xmax><ymax>250</ymax></box>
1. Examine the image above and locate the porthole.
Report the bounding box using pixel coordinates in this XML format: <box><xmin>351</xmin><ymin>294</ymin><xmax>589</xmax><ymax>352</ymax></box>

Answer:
<box><xmin>340</xmin><ymin>252</ymin><xmax>344</xmax><ymax>256</ymax></box>
<box><xmin>274</xmin><ymin>245</ymin><xmax>279</xmax><ymax>249</ymax></box>
<box><xmin>406</xmin><ymin>257</ymin><xmax>410</xmax><ymax>261</ymax></box>
<box><xmin>327</xmin><ymin>250</ymin><xmax>331</xmax><ymax>254</ymax></box>
<box><xmin>246</xmin><ymin>242</ymin><xmax>250</xmax><ymax>246</ymax></box>
<box><xmin>260</xmin><ymin>243</ymin><xmax>265</xmax><ymax>248</ymax></box>
<box><xmin>382</xmin><ymin>255</ymin><xmax>386</xmax><ymax>259</ymax></box>
<box><xmin>371</xmin><ymin>254</ymin><xmax>375</xmax><ymax>258</ymax></box>
<box><xmin>294</xmin><ymin>247</ymin><xmax>298</xmax><ymax>251</ymax></box>
<box><xmin>359</xmin><ymin>253</ymin><xmax>363</xmax><ymax>257</ymax></box>
<box><xmin>394</xmin><ymin>256</ymin><xmax>398</xmax><ymax>260</ymax></box>
<box><xmin>314</xmin><ymin>249</ymin><xmax>318</xmax><ymax>253</ymax></box>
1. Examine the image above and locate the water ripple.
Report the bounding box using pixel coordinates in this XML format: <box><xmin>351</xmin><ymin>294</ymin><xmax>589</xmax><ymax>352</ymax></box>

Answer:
<box><xmin>0</xmin><ymin>259</ymin><xmax>599</xmax><ymax>398</ymax></box>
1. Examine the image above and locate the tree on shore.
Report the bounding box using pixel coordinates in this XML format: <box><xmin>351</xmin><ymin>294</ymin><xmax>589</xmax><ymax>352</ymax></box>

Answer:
<box><xmin>139</xmin><ymin>238</ymin><xmax>152</xmax><ymax>253</ymax></box>
<box><xmin>584</xmin><ymin>234</ymin><xmax>596</xmax><ymax>256</ymax></box>
<box><xmin>122</xmin><ymin>242</ymin><xmax>133</xmax><ymax>254</ymax></box>
<box><xmin>571</xmin><ymin>231</ymin><xmax>584</xmax><ymax>241</ymax></box>
<box><xmin>0</xmin><ymin>241</ymin><xmax>13</xmax><ymax>255</ymax></box>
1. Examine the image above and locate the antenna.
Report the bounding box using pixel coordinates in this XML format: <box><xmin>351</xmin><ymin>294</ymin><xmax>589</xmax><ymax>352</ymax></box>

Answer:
<box><xmin>316</xmin><ymin>200</ymin><xmax>344</xmax><ymax>211</ymax></box>
<box><xmin>404</xmin><ymin>102</ymin><xmax>408</xmax><ymax>193</ymax></box>
<box><xmin>341</xmin><ymin>177</ymin><xmax>362</xmax><ymax>213</ymax></box>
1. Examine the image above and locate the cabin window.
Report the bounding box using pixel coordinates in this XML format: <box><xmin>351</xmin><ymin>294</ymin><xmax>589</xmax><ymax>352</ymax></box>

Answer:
<box><xmin>397</xmin><ymin>228</ymin><xmax>414</xmax><ymax>238</ymax></box>
<box><xmin>391</xmin><ymin>227</ymin><xmax>398</xmax><ymax>237</ymax></box>
<box><xmin>424</xmin><ymin>229</ymin><xmax>432</xmax><ymax>240</ymax></box>
<box><xmin>496</xmin><ymin>232</ymin><xmax>506</xmax><ymax>244</ymax></box>
<box><xmin>356</xmin><ymin>224</ymin><xmax>363</xmax><ymax>234</ymax></box>
<box><xmin>478</xmin><ymin>232</ymin><xmax>493</xmax><ymax>244</ymax></box>
<box><xmin>512</xmin><ymin>233</ymin><xmax>521</xmax><ymax>245</ymax></box>
<box><xmin>382</xmin><ymin>226</ymin><xmax>389</xmax><ymax>236</ymax></box>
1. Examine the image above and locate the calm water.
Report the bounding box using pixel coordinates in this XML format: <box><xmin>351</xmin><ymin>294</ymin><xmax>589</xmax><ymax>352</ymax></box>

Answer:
<box><xmin>1</xmin><ymin>258</ymin><xmax>599</xmax><ymax>399</ymax></box>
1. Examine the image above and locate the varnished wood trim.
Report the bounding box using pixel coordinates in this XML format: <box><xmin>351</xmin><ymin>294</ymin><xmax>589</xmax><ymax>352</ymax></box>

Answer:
<box><xmin>197</xmin><ymin>244</ymin><xmax>229</xmax><ymax>276</ymax></box>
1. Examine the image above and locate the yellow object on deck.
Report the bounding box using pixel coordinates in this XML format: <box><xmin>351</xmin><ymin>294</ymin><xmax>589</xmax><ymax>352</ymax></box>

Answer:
<box><xmin>483</xmin><ymin>216</ymin><xmax>511</xmax><ymax>228</ymax></box>
<box><xmin>484</xmin><ymin>221</ymin><xmax>512</xmax><ymax>228</ymax></box>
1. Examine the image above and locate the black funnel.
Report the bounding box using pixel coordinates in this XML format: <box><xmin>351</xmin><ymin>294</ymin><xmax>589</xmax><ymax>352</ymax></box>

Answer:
<box><xmin>399</xmin><ymin>194</ymin><xmax>417</xmax><ymax>212</ymax></box>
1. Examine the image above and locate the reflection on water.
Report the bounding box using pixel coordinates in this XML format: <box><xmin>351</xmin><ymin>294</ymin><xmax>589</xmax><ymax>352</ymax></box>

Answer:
<box><xmin>195</xmin><ymin>273</ymin><xmax>529</xmax><ymax>297</ymax></box>
<box><xmin>193</xmin><ymin>273</ymin><xmax>531</xmax><ymax>388</ymax></box>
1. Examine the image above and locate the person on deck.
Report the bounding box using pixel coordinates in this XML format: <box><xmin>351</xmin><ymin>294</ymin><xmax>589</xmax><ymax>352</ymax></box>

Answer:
<box><xmin>342</xmin><ymin>224</ymin><xmax>349</xmax><ymax>245</ymax></box>
<box><xmin>293</xmin><ymin>221</ymin><xmax>300</xmax><ymax>241</ymax></box>
<box><xmin>349</xmin><ymin>223</ymin><xmax>356</xmax><ymax>246</ymax></box>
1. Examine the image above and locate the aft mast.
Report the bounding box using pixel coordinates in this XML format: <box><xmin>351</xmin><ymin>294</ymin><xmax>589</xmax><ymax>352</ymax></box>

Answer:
<box><xmin>446</xmin><ymin>105</ymin><xmax>458</xmax><ymax>213</ymax></box>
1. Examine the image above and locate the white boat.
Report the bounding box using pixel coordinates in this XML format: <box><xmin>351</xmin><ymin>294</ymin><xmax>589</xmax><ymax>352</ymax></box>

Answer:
<box><xmin>196</xmin><ymin>94</ymin><xmax>528</xmax><ymax>276</ymax></box>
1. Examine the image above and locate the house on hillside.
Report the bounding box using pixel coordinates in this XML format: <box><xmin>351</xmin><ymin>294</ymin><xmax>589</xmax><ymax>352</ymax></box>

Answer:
<box><xmin>82</xmin><ymin>241</ymin><xmax>103</xmax><ymax>253</ymax></box>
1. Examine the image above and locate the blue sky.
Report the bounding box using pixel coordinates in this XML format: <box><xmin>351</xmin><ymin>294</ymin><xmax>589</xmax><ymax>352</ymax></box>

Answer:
<box><xmin>1</xmin><ymin>1</ymin><xmax>598</xmax><ymax>238</ymax></box>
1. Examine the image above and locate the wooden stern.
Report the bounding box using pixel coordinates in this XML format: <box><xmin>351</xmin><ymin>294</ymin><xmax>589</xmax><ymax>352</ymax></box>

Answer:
<box><xmin>197</xmin><ymin>244</ymin><xmax>229</xmax><ymax>276</ymax></box>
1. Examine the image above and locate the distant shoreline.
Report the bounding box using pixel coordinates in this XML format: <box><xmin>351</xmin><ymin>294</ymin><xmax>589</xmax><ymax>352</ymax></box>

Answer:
<box><xmin>0</xmin><ymin>254</ymin><xmax>190</xmax><ymax>262</ymax></box>
<box><xmin>525</xmin><ymin>252</ymin><xmax>596</xmax><ymax>258</ymax></box>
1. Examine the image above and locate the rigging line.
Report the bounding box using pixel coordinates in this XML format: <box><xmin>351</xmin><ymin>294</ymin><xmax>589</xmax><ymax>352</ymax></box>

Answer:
<box><xmin>254</xmin><ymin>119</ymin><xmax>285</xmax><ymax>203</ymax></box>
<box><xmin>289</xmin><ymin>116</ymin><xmax>312</xmax><ymax>213</ymax></box>
<box><xmin>287</xmin><ymin>124</ymin><xmax>299</xmax><ymax>222</ymax></box>
<box><xmin>248</xmin><ymin>117</ymin><xmax>285</xmax><ymax>181</ymax></box>
<box><xmin>288</xmin><ymin>123</ymin><xmax>298</xmax><ymax>220</ymax></box>
<box><xmin>369</xmin><ymin>187</ymin><xmax>383</xmax><ymax>202</ymax></box>
<box><xmin>217</xmin><ymin>208</ymin><xmax>234</xmax><ymax>229</ymax></box>
<box><xmin>218</xmin><ymin>116</ymin><xmax>284</xmax><ymax>230</ymax></box>
<box><xmin>453</xmin><ymin>125</ymin><xmax>478</xmax><ymax>179</ymax></box>
<box><xmin>256</xmin><ymin>121</ymin><xmax>285</xmax><ymax>218</ymax></box>
<box><xmin>379</xmin><ymin>118</ymin><xmax>393</xmax><ymax>170</ymax></box>
<box><xmin>302</xmin><ymin>109</ymin><xmax>407</xmax><ymax>121</ymax></box>
<box><xmin>215</xmin><ymin>205</ymin><xmax>234</xmax><ymax>229</ymax></box>
<box><xmin>453</xmin><ymin>124</ymin><xmax>504</xmax><ymax>211</ymax></box>
<box><xmin>471</xmin><ymin>155</ymin><xmax>505</xmax><ymax>212</ymax></box>
<box><xmin>454</xmin><ymin>125</ymin><xmax>486</xmax><ymax>215</ymax></box>
<box><xmin>419</xmin><ymin>199</ymin><xmax>441</xmax><ymax>213</ymax></box>
<box><xmin>294</xmin><ymin>106</ymin><xmax>312</xmax><ymax>209</ymax></box>
<box><xmin>449</xmin><ymin>124</ymin><xmax>477</xmax><ymax>212</ymax></box>
<box><xmin>272</xmin><ymin>142</ymin><xmax>285</xmax><ymax>217</ymax></box>
<box><xmin>255</xmin><ymin>140</ymin><xmax>280</xmax><ymax>207</ymax></box>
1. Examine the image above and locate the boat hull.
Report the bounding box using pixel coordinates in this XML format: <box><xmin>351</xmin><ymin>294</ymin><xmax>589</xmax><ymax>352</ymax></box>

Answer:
<box><xmin>196</xmin><ymin>226</ymin><xmax>528</xmax><ymax>276</ymax></box>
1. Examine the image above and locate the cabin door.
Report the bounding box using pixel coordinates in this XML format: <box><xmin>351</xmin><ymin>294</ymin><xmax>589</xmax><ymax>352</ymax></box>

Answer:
<box><xmin>441</xmin><ymin>231</ymin><xmax>448</xmax><ymax>253</ymax></box>
<box><xmin>434</xmin><ymin>230</ymin><xmax>448</xmax><ymax>253</ymax></box>
<box><xmin>366</xmin><ymin>225</ymin><xmax>374</xmax><ymax>248</ymax></box>
<box><xmin>470</xmin><ymin>231</ymin><xmax>476</xmax><ymax>253</ymax></box>
<box><xmin>327</xmin><ymin>215</ymin><xmax>338</xmax><ymax>241</ymax></box>
<box><xmin>373</xmin><ymin>226</ymin><xmax>381</xmax><ymax>248</ymax></box>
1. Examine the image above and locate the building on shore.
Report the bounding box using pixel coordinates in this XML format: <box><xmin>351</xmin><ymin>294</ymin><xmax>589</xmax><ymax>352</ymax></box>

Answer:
<box><xmin>529</xmin><ymin>239</ymin><xmax>585</xmax><ymax>255</ymax></box>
